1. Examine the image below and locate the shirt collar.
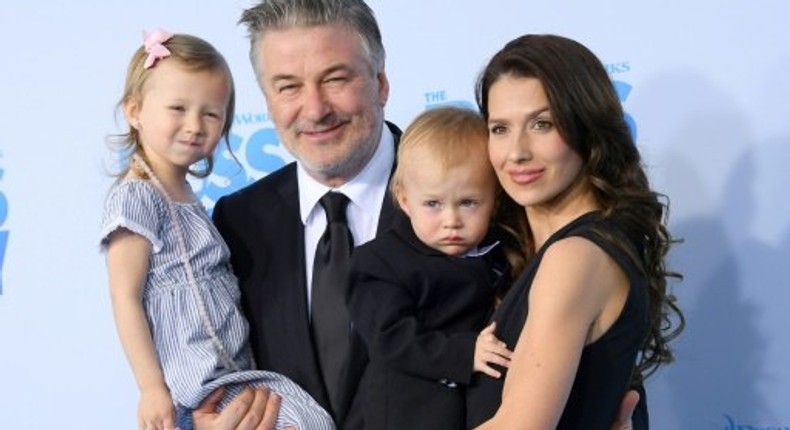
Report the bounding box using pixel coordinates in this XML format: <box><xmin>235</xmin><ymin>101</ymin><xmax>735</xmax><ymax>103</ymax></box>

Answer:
<box><xmin>463</xmin><ymin>242</ymin><xmax>500</xmax><ymax>257</ymax></box>
<box><xmin>298</xmin><ymin>124</ymin><xmax>395</xmax><ymax>225</ymax></box>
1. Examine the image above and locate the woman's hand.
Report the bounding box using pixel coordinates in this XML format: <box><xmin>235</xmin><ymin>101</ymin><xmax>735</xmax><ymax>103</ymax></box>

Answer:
<box><xmin>474</xmin><ymin>322</ymin><xmax>513</xmax><ymax>378</ymax></box>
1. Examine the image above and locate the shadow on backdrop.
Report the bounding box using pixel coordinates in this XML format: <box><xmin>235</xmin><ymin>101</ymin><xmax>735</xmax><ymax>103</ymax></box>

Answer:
<box><xmin>632</xmin><ymin>71</ymin><xmax>773</xmax><ymax>428</ymax></box>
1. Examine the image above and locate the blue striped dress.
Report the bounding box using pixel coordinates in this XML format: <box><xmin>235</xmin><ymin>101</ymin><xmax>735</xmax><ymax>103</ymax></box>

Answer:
<box><xmin>100</xmin><ymin>179</ymin><xmax>335</xmax><ymax>430</ymax></box>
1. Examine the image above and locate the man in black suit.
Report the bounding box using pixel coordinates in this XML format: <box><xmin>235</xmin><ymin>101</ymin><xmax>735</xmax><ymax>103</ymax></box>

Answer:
<box><xmin>209</xmin><ymin>1</ymin><xmax>394</xmax><ymax>428</ymax></box>
<box><xmin>194</xmin><ymin>1</ymin><xmax>643</xmax><ymax>429</ymax></box>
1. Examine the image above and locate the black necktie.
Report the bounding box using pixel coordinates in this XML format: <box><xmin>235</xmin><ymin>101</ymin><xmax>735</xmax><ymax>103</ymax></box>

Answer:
<box><xmin>311</xmin><ymin>191</ymin><xmax>353</xmax><ymax>416</ymax></box>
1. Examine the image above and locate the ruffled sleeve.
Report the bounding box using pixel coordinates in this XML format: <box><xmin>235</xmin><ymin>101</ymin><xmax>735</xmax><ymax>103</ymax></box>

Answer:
<box><xmin>99</xmin><ymin>180</ymin><xmax>166</xmax><ymax>253</ymax></box>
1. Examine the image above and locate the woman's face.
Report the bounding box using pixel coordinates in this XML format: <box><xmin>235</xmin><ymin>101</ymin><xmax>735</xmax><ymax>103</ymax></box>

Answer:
<box><xmin>486</xmin><ymin>75</ymin><xmax>585</xmax><ymax>211</ymax></box>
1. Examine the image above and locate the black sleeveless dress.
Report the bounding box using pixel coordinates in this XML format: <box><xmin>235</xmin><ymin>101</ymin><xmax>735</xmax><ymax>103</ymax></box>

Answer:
<box><xmin>466</xmin><ymin>212</ymin><xmax>649</xmax><ymax>429</ymax></box>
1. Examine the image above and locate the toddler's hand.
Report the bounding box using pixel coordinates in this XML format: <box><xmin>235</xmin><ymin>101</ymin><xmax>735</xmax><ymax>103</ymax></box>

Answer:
<box><xmin>138</xmin><ymin>384</ymin><xmax>176</xmax><ymax>430</ymax></box>
<box><xmin>474</xmin><ymin>322</ymin><xmax>512</xmax><ymax>378</ymax></box>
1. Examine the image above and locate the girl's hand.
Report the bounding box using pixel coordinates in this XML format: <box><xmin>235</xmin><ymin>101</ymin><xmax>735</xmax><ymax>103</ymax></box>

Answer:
<box><xmin>138</xmin><ymin>384</ymin><xmax>176</xmax><ymax>430</ymax></box>
<box><xmin>474</xmin><ymin>322</ymin><xmax>513</xmax><ymax>378</ymax></box>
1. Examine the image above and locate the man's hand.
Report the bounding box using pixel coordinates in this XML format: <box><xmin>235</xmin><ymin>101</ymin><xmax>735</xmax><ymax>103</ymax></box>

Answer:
<box><xmin>193</xmin><ymin>387</ymin><xmax>282</xmax><ymax>430</ymax></box>
<box><xmin>610</xmin><ymin>389</ymin><xmax>640</xmax><ymax>430</ymax></box>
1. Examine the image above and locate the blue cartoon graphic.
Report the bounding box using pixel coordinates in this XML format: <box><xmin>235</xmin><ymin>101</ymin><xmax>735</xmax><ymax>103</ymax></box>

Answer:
<box><xmin>193</xmin><ymin>124</ymin><xmax>288</xmax><ymax>213</ymax></box>
<box><xmin>0</xmin><ymin>166</ymin><xmax>8</xmax><ymax>295</ymax></box>
<box><xmin>423</xmin><ymin>78</ymin><xmax>638</xmax><ymax>142</ymax></box>
<box><xmin>613</xmin><ymin>80</ymin><xmax>638</xmax><ymax>141</ymax></box>
<box><xmin>245</xmin><ymin>127</ymin><xmax>287</xmax><ymax>174</ymax></box>
<box><xmin>425</xmin><ymin>90</ymin><xmax>476</xmax><ymax>111</ymax></box>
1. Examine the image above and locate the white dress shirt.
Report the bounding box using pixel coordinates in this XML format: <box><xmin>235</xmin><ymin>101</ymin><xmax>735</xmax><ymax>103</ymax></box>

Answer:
<box><xmin>297</xmin><ymin>125</ymin><xmax>395</xmax><ymax>312</ymax></box>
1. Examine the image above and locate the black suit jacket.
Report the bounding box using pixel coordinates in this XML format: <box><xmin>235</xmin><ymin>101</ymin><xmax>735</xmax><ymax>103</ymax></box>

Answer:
<box><xmin>212</xmin><ymin>122</ymin><xmax>401</xmax><ymax>430</ymax></box>
<box><xmin>348</xmin><ymin>215</ymin><xmax>502</xmax><ymax>430</ymax></box>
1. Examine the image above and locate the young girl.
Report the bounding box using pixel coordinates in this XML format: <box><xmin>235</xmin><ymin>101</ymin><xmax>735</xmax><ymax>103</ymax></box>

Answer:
<box><xmin>465</xmin><ymin>34</ymin><xmax>685</xmax><ymax>429</ymax></box>
<box><xmin>100</xmin><ymin>29</ymin><xmax>334</xmax><ymax>430</ymax></box>
<box><xmin>347</xmin><ymin>107</ymin><xmax>515</xmax><ymax>430</ymax></box>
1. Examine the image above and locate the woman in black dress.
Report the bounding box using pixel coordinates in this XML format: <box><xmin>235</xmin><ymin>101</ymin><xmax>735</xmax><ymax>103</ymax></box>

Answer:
<box><xmin>466</xmin><ymin>34</ymin><xmax>685</xmax><ymax>429</ymax></box>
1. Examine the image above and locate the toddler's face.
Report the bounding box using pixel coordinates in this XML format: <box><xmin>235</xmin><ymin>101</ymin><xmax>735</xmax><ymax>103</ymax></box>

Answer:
<box><xmin>396</xmin><ymin>152</ymin><xmax>496</xmax><ymax>256</ymax></box>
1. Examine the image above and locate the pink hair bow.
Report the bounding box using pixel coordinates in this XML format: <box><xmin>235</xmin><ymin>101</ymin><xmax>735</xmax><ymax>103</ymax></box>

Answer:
<box><xmin>142</xmin><ymin>29</ymin><xmax>174</xmax><ymax>69</ymax></box>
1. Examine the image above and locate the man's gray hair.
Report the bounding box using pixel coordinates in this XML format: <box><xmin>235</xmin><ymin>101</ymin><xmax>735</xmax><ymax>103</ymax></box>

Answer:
<box><xmin>240</xmin><ymin>0</ymin><xmax>386</xmax><ymax>77</ymax></box>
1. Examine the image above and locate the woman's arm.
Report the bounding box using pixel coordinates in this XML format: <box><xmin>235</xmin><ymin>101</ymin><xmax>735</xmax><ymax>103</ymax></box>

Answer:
<box><xmin>476</xmin><ymin>236</ymin><xmax>629</xmax><ymax>429</ymax></box>
<box><xmin>106</xmin><ymin>228</ymin><xmax>175</xmax><ymax>429</ymax></box>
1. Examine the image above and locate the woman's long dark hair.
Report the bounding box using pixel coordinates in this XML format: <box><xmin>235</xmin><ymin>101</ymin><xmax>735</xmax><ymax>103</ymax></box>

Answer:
<box><xmin>477</xmin><ymin>34</ymin><xmax>684</xmax><ymax>378</ymax></box>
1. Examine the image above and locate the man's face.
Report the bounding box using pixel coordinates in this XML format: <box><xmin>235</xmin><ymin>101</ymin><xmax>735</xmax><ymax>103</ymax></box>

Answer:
<box><xmin>257</xmin><ymin>24</ymin><xmax>389</xmax><ymax>186</ymax></box>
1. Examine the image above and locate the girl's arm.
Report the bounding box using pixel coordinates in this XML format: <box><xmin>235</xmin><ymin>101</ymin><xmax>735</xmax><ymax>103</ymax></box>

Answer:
<box><xmin>475</xmin><ymin>236</ymin><xmax>629</xmax><ymax>430</ymax></box>
<box><xmin>106</xmin><ymin>228</ymin><xmax>175</xmax><ymax>429</ymax></box>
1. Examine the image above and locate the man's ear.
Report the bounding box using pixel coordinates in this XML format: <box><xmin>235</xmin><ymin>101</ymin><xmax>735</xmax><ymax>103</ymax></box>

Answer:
<box><xmin>376</xmin><ymin>69</ymin><xmax>390</xmax><ymax>107</ymax></box>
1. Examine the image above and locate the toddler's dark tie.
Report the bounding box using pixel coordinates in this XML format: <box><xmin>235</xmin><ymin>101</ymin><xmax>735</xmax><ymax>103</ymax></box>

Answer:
<box><xmin>311</xmin><ymin>191</ymin><xmax>353</xmax><ymax>416</ymax></box>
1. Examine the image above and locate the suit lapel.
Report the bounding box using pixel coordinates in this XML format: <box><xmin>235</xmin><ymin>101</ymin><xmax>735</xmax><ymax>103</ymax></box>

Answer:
<box><xmin>377</xmin><ymin>121</ymin><xmax>402</xmax><ymax>235</ymax></box>
<box><xmin>255</xmin><ymin>165</ymin><xmax>333</xmax><ymax>410</ymax></box>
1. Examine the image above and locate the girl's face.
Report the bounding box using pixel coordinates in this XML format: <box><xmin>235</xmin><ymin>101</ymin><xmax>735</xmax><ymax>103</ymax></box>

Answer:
<box><xmin>125</xmin><ymin>59</ymin><xmax>231</xmax><ymax>177</ymax></box>
<box><xmin>486</xmin><ymin>75</ymin><xmax>585</xmax><ymax>212</ymax></box>
<box><xmin>396</xmin><ymin>147</ymin><xmax>496</xmax><ymax>256</ymax></box>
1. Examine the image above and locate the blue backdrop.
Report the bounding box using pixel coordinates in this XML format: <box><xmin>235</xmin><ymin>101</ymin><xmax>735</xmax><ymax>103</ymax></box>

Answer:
<box><xmin>0</xmin><ymin>1</ymin><xmax>788</xmax><ymax>428</ymax></box>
